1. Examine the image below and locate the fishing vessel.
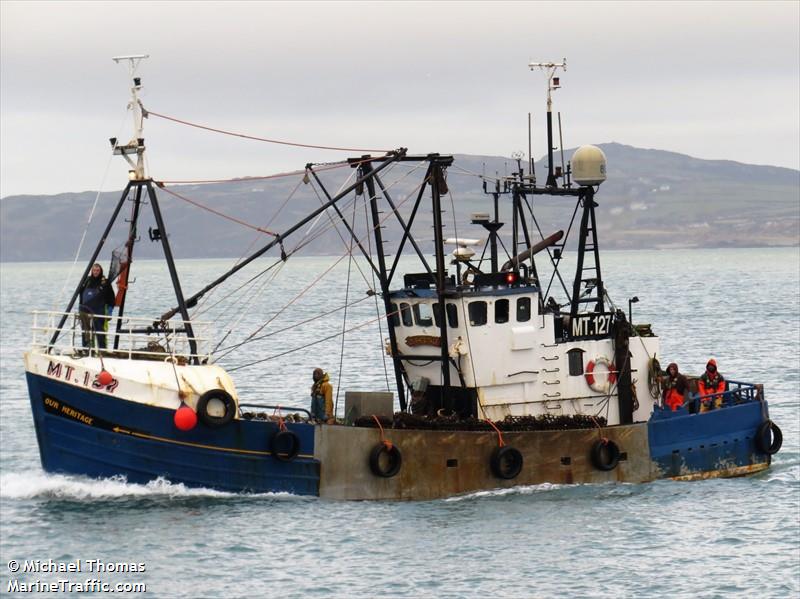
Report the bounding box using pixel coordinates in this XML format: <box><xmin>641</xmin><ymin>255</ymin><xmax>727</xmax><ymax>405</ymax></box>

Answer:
<box><xmin>23</xmin><ymin>57</ymin><xmax>783</xmax><ymax>500</ymax></box>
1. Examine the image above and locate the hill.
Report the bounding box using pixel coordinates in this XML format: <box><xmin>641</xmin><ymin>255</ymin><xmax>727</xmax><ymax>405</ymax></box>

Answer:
<box><xmin>1</xmin><ymin>143</ymin><xmax>798</xmax><ymax>262</ymax></box>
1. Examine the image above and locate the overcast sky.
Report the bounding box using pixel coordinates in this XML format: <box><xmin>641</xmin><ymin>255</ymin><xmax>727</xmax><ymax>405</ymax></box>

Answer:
<box><xmin>1</xmin><ymin>1</ymin><xmax>798</xmax><ymax>197</ymax></box>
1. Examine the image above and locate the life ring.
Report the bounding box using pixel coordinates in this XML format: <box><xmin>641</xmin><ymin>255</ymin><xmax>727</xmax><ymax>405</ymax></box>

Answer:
<box><xmin>585</xmin><ymin>356</ymin><xmax>617</xmax><ymax>394</ymax></box>
<box><xmin>196</xmin><ymin>389</ymin><xmax>236</xmax><ymax>428</ymax></box>
<box><xmin>369</xmin><ymin>442</ymin><xmax>402</xmax><ymax>478</ymax></box>
<box><xmin>271</xmin><ymin>430</ymin><xmax>301</xmax><ymax>462</ymax></box>
<box><xmin>490</xmin><ymin>446</ymin><xmax>524</xmax><ymax>479</ymax></box>
<box><xmin>755</xmin><ymin>420</ymin><xmax>783</xmax><ymax>455</ymax></box>
<box><xmin>591</xmin><ymin>439</ymin><xmax>620</xmax><ymax>471</ymax></box>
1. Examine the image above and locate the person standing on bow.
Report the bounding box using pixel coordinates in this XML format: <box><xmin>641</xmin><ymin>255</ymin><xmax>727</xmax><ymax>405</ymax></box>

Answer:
<box><xmin>79</xmin><ymin>263</ymin><xmax>115</xmax><ymax>350</ymax></box>
<box><xmin>697</xmin><ymin>358</ymin><xmax>726</xmax><ymax>412</ymax></box>
<box><xmin>310</xmin><ymin>368</ymin><xmax>334</xmax><ymax>423</ymax></box>
<box><xmin>662</xmin><ymin>362</ymin><xmax>688</xmax><ymax>411</ymax></box>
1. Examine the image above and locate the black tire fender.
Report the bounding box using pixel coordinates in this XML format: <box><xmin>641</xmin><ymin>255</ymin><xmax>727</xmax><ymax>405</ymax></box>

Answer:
<box><xmin>490</xmin><ymin>446</ymin><xmax>524</xmax><ymax>479</ymax></box>
<box><xmin>196</xmin><ymin>389</ymin><xmax>236</xmax><ymax>428</ymax></box>
<box><xmin>756</xmin><ymin>420</ymin><xmax>783</xmax><ymax>455</ymax></box>
<box><xmin>369</xmin><ymin>442</ymin><xmax>402</xmax><ymax>478</ymax></box>
<box><xmin>591</xmin><ymin>439</ymin><xmax>620</xmax><ymax>471</ymax></box>
<box><xmin>271</xmin><ymin>430</ymin><xmax>301</xmax><ymax>462</ymax></box>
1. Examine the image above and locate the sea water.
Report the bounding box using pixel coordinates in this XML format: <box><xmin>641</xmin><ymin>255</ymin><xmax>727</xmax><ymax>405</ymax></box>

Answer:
<box><xmin>1</xmin><ymin>248</ymin><xmax>798</xmax><ymax>598</ymax></box>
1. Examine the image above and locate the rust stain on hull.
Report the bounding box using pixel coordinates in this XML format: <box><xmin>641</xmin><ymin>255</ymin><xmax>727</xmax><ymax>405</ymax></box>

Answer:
<box><xmin>316</xmin><ymin>423</ymin><xmax>656</xmax><ymax>500</ymax></box>
<box><xmin>669</xmin><ymin>462</ymin><xmax>769</xmax><ymax>481</ymax></box>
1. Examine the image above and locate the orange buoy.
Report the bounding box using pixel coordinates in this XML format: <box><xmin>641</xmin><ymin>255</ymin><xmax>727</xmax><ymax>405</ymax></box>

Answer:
<box><xmin>174</xmin><ymin>403</ymin><xmax>197</xmax><ymax>431</ymax></box>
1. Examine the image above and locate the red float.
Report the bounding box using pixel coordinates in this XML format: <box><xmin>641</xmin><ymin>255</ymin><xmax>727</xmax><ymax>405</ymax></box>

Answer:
<box><xmin>97</xmin><ymin>370</ymin><xmax>113</xmax><ymax>386</ymax></box>
<box><xmin>174</xmin><ymin>403</ymin><xmax>197</xmax><ymax>431</ymax></box>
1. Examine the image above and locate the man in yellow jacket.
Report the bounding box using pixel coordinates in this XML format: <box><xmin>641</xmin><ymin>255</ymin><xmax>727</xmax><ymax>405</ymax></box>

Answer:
<box><xmin>311</xmin><ymin>368</ymin><xmax>334</xmax><ymax>423</ymax></box>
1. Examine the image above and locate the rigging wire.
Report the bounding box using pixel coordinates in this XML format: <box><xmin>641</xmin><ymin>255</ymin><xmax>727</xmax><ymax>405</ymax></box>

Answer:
<box><xmin>213</xmin><ymin>229</ymin><xmax>350</xmax><ymax>363</ymax></box>
<box><xmin>226</xmin><ymin>307</ymin><xmax>402</xmax><ymax>372</ymax></box>
<box><xmin>448</xmin><ymin>164</ymin><xmax>501</xmax><ymax>182</ymax></box>
<box><xmin>447</xmin><ymin>187</ymin><xmax>480</xmax><ymax>413</ymax></box>
<box><xmin>214</xmin><ymin>294</ymin><xmax>373</xmax><ymax>355</ymax></box>
<box><xmin>217</xmin><ymin>169</ymin><xmax>428</xmax><ymax>365</ymax></box>
<box><xmin>333</xmin><ymin>195</ymin><xmax>359</xmax><ymax>417</ymax></box>
<box><xmin>154</xmin><ymin>162</ymin><xmax>347</xmax><ymax>186</ymax></box>
<box><xmin>197</xmin><ymin>176</ymin><xmax>311</xmax><ymax>334</ymax></box>
<box><xmin>308</xmin><ymin>172</ymin><xmax>372</xmax><ymax>289</ymax></box>
<box><xmin>361</xmin><ymin>182</ymin><xmax>392</xmax><ymax>393</ymax></box>
<box><xmin>158</xmin><ymin>185</ymin><xmax>279</xmax><ymax>237</ymax></box>
<box><xmin>191</xmin><ymin>176</ymin><xmax>306</xmax><ymax>319</ymax></box>
<box><xmin>53</xmin><ymin>110</ymin><xmax>130</xmax><ymax>312</ymax></box>
<box><xmin>146</xmin><ymin>109</ymin><xmax>392</xmax><ymax>153</ymax></box>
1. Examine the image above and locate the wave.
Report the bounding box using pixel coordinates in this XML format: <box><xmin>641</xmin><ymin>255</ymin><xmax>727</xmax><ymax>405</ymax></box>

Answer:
<box><xmin>0</xmin><ymin>471</ymin><xmax>299</xmax><ymax>501</ymax></box>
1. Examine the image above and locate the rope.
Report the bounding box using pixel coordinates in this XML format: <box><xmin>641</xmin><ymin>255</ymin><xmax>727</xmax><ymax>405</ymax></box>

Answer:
<box><xmin>484</xmin><ymin>418</ymin><xmax>506</xmax><ymax>448</ymax></box>
<box><xmin>590</xmin><ymin>415</ymin><xmax>610</xmax><ymax>444</ymax></box>
<box><xmin>146</xmin><ymin>109</ymin><xmax>392</xmax><ymax>153</ymax></box>
<box><xmin>158</xmin><ymin>186</ymin><xmax>278</xmax><ymax>237</ymax></box>
<box><xmin>372</xmin><ymin>415</ymin><xmax>393</xmax><ymax>450</ymax></box>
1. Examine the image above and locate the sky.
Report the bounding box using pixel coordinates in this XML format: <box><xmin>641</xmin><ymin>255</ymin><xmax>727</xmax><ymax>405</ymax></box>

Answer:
<box><xmin>1</xmin><ymin>0</ymin><xmax>798</xmax><ymax>197</ymax></box>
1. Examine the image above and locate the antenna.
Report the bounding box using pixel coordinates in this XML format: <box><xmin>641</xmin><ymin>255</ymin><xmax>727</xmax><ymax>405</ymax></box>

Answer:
<box><xmin>528</xmin><ymin>112</ymin><xmax>535</xmax><ymax>180</ymax></box>
<box><xmin>558</xmin><ymin>111</ymin><xmax>566</xmax><ymax>184</ymax></box>
<box><xmin>529</xmin><ymin>58</ymin><xmax>566</xmax><ymax>188</ymax></box>
<box><xmin>111</xmin><ymin>54</ymin><xmax>150</xmax><ymax>180</ymax></box>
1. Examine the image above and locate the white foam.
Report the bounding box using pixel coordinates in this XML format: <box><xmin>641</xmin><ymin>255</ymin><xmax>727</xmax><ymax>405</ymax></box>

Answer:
<box><xmin>444</xmin><ymin>482</ymin><xmax>566</xmax><ymax>502</ymax></box>
<box><xmin>0</xmin><ymin>471</ymin><xmax>298</xmax><ymax>500</ymax></box>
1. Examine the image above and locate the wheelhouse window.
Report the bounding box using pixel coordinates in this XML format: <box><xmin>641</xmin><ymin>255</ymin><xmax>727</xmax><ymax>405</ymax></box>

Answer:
<box><xmin>432</xmin><ymin>302</ymin><xmax>442</xmax><ymax>327</ymax></box>
<box><xmin>413</xmin><ymin>303</ymin><xmax>433</xmax><ymax>327</ymax></box>
<box><xmin>468</xmin><ymin>301</ymin><xmax>487</xmax><ymax>326</ymax></box>
<box><xmin>516</xmin><ymin>297</ymin><xmax>531</xmax><ymax>322</ymax></box>
<box><xmin>495</xmin><ymin>299</ymin><xmax>509</xmax><ymax>324</ymax></box>
<box><xmin>446</xmin><ymin>303</ymin><xmax>458</xmax><ymax>327</ymax></box>
<box><xmin>400</xmin><ymin>302</ymin><xmax>413</xmax><ymax>327</ymax></box>
<box><xmin>389</xmin><ymin>303</ymin><xmax>400</xmax><ymax>327</ymax></box>
<box><xmin>433</xmin><ymin>303</ymin><xmax>459</xmax><ymax>328</ymax></box>
<box><xmin>568</xmin><ymin>348</ymin><xmax>585</xmax><ymax>376</ymax></box>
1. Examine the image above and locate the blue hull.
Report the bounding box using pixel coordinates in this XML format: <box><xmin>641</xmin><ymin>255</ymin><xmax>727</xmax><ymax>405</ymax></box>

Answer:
<box><xmin>26</xmin><ymin>373</ymin><xmax>320</xmax><ymax>495</ymax></box>
<box><xmin>26</xmin><ymin>371</ymin><xmax>775</xmax><ymax>498</ymax></box>
<box><xmin>648</xmin><ymin>399</ymin><xmax>771</xmax><ymax>478</ymax></box>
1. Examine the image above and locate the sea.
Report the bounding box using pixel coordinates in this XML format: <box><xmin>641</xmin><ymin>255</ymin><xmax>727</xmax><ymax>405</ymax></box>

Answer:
<box><xmin>1</xmin><ymin>248</ymin><xmax>798</xmax><ymax>598</ymax></box>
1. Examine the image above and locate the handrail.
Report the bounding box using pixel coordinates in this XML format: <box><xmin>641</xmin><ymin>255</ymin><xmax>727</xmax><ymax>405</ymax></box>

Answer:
<box><xmin>30</xmin><ymin>310</ymin><xmax>214</xmax><ymax>363</ymax></box>
<box><xmin>659</xmin><ymin>379</ymin><xmax>762</xmax><ymax>415</ymax></box>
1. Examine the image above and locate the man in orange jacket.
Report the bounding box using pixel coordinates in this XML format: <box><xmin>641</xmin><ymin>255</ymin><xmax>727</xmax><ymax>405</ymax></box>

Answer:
<box><xmin>698</xmin><ymin>358</ymin><xmax>726</xmax><ymax>412</ymax></box>
<box><xmin>662</xmin><ymin>363</ymin><xmax>688</xmax><ymax>411</ymax></box>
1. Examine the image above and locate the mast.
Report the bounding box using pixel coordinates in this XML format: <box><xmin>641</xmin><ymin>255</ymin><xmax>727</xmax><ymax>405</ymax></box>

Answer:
<box><xmin>111</xmin><ymin>55</ymin><xmax>149</xmax><ymax>181</ymax></box>
<box><xmin>112</xmin><ymin>184</ymin><xmax>143</xmax><ymax>349</ymax></box>
<box><xmin>429</xmin><ymin>158</ymin><xmax>452</xmax><ymax>408</ymax></box>
<box><xmin>529</xmin><ymin>59</ymin><xmax>566</xmax><ymax>189</ymax></box>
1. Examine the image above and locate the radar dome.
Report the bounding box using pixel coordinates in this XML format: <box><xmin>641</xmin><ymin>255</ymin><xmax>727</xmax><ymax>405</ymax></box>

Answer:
<box><xmin>571</xmin><ymin>145</ymin><xmax>607</xmax><ymax>186</ymax></box>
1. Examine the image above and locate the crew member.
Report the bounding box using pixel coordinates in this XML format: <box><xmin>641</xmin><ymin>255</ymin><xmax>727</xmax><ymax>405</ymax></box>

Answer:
<box><xmin>662</xmin><ymin>362</ymin><xmax>688</xmax><ymax>411</ymax></box>
<box><xmin>310</xmin><ymin>368</ymin><xmax>334</xmax><ymax>423</ymax></box>
<box><xmin>79</xmin><ymin>263</ymin><xmax>115</xmax><ymax>350</ymax></box>
<box><xmin>697</xmin><ymin>358</ymin><xmax>726</xmax><ymax>412</ymax></box>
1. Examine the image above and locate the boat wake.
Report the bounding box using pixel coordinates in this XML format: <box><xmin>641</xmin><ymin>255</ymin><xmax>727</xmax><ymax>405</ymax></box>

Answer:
<box><xmin>0</xmin><ymin>471</ymin><xmax>300</xmax><ymax>502</ymax></box>
<box><xmin>444</xmin><ymin>481</ymin><xmax>646</xmax><ymax>502</ymax></box>
<box><xmin>444</xmin><ymin>482</ymin><xmax>568</xmax><ymax>502</ymax></box>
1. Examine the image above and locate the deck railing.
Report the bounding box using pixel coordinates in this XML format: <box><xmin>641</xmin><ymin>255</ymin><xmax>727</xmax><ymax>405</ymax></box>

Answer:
<box><xmin>31</xmin><ymin>310</ymin><xmax>213</xmax><ymax>363</ymax></box>
<box><xmin>655</xmin><ymin>379</ymin><xmax>763</xmax><ymax>418</ymax></box>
